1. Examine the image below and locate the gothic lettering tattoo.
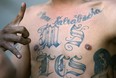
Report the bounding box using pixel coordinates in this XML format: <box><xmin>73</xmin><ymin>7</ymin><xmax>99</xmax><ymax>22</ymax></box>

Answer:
<box><xmin>65</xmin><ymin>24</ymin><xmax>89</xmax><ymax>51</ymax></box>
<box><xmin>36</xmin><ymin>54</ymin><xmax>55</xmax><ymax>76</ymax></box>
<box><xmin>55</xmin><ymin>54</ymin><xmax>86</xmax><ymax>77</ymax></box>
<box><xmin>54</xmin><ymin>8</ymin><xmax>101</xmax><ymax>26</ymax></box>
<box><xmin>37</xmin><ymin>8</ymin><xmax>102</xmax><ymax>50</ymax></box>
<box><xmin>55</xmin><ymin>54</ymin><xmax>70</xmax><ymax>77</ymax></box>
<box><xmin>38</xmin><ymin>12</ymin><xmax>51</xmax><ymax>21</ymax></box>
<box><xmin>38</xmin><ymin>8</ymin><xmax>102</xmax><ymax>26</ymax></box>
<box><xmin>37</xmin><ymin>24</ymin><xmax>60</xmax><ymax>49</ymax></box>
<box><xmin>34</xmin><ymin>46</ymin><xmax>115</xmax><ymax>77</ymax></box>
<box><xmin>34</xmin><ymin>45</ymin><xmax>55</xmax><ymax>76</ymax></box>
<box><xmin>35</xmin><ymin>54</ymin><xmax>86</xmax><ymax>77</ymax></box>
<box><xmin>34</xmin><ymin>45</ymin><xmax>86</xmax><ymax>77</ymax></box>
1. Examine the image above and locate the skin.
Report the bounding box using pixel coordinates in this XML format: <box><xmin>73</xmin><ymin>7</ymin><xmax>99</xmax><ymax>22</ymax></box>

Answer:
<box><xmin>0</xmin><ymin>3</ymin><xmax>31</xmax><ymax>78</ymax></box>
<box><xmin>0</xmin><ymin>0</ymin><xmax>116</xmax><ymax>78</ymax></box>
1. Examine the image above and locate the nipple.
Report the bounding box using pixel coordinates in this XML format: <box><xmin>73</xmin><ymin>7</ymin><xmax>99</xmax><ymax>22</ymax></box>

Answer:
<box><xmin>85</xmin><ymin>44</ymin><xmax>92</xmax><ymax>50</ymax></box>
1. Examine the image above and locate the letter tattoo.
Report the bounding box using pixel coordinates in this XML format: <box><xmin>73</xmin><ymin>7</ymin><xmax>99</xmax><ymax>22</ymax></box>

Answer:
<box><xmin>38</xmin><ymin>24</ymin><xmax>60</xmax><ymax>49</ymax></box>
<box><xmin>55</xmin><ymin>54</ymin><xmax>86</xmax><ymax>77</ymax></box>
<box><xmin>65</xmin><ymin>24</ymin><xmax>89</xmax><ymax>51</ymax></box>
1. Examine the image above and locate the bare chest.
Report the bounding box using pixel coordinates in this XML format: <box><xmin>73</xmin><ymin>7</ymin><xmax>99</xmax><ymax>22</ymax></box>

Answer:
<box><xmin>26</xmin><ymin>8</ymin><xmax>114</xmax><ymax>78</ymax></box>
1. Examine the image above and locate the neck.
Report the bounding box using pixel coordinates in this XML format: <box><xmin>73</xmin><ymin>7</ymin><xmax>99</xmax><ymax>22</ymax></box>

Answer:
<box><xmin>49</xmin><ymin>0</ymin><xmax>86</xmax><ymax>6</ymax></box>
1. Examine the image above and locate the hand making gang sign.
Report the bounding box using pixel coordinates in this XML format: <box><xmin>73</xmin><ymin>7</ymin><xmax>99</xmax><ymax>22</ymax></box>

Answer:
<box><xmin>0</xmin><ymin>3</ymin><xmax>31</xmax><ymax>59</ymax></box>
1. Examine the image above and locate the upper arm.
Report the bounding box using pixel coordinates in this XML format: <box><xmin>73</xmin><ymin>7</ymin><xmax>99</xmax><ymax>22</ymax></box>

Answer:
<box><xmin>102</xmin><ymin>1</ymin><xmax>116</xmax><ymax>76</ymax></box>
<box><xmin>102</xmin><ymin>1</ymin><xmax>116</xmax><ymax>38</ymax></box>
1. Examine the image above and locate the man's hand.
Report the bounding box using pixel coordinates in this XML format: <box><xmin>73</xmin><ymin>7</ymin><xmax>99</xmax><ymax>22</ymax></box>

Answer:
<box><xmin>0</xmin><ymin>3</ymin><xmax>31</xmax><ymax>59</ymax></box>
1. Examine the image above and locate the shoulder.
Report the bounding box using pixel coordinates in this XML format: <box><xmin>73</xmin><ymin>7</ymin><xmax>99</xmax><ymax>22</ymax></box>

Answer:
<box><xmin>20</xmin><ymin>3</ymin><xmax>48</xmax><ymax>27</ymax></box>
<box><xmin>25</xmin><ymin>3</ymin><xmax>46</xmax><ymax>16</ymax></box>
<box><xmin>100</xmin><ymin>0</ymin><xmax>116</xmax><ymax>17</ymax></box>
<box><xmin>101</xmin><ymin>0</ymin><xmax>116</xmax><ymax>40</ymax></box>
<box><xmin>85</xmin><ymin>0</ymin><xmax>116</xmax><ymax>16</ymax></box>
<box><xmin>87</xmin><ymin>0</ymin><xmax>116</xmax><ymax>8</ymax></box>
<box><xmin>86</xmin><ymin>1</ymin><xmax>116</xmax><ymax>38</ymax></box>
<box><xmin>102</xmin><ymin>0</ymin><xmax>116</xmax><ymax>30</ymax></box>
<box><xmin>88</xmin><ymin>0</ymin><xmax>116</xmax><ymax>26</ymax></box>
<box><xmin>19</xmin><ymin>3</ymin><xmax>47</xmax><ymax>34</ymax></box>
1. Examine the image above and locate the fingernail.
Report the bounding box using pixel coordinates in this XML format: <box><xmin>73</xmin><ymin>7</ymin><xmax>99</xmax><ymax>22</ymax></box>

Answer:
<box><xmin>21</xmin><ymin>2</ymin><xmax>26</xmax><ymax>7</ymax></box>
<box><xmin>17</xmin><ymin>55</ymin><xmax>22</xmax><ymax>59</ymax></box>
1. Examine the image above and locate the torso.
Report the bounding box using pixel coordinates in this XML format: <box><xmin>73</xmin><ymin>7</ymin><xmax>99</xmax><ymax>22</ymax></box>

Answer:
<box><xmin>21</xmin><ymin>1</ymin><xmax>116</xmax><ymax>78</ymax></box>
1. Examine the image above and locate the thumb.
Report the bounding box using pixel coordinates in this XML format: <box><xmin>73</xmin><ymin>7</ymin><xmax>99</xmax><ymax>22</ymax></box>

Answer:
<box><xmin>11</xmin><ymin>2</ymin><xmax>26</xmax><ymax>25</ymax></box>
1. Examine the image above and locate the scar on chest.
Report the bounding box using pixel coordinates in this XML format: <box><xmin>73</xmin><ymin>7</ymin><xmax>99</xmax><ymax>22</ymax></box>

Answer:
<box><xmin>85</xmin><ymin>44</ymin><xmax>92</xmax><ymax>50</ymax></box>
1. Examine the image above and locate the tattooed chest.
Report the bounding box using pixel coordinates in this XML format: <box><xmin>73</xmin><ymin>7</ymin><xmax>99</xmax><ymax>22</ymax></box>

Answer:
<box><xmin>32</xmin><ymin>46</ymin><xmax>115</xmax><ymax>78</ymax></box>
<box><xmin>33</xmin><ymin>46</ymin><xmax>86</xmax><ymax>78</ymax></box>
<box><xmin>31</xmin><ymin>8</ymin><xmax>115</xmax><ymax>78</ymax></box>
<box><xmin>35</xmin><ymin>8</ymin><xmax>103</xmax><ymax>52</ymax></box>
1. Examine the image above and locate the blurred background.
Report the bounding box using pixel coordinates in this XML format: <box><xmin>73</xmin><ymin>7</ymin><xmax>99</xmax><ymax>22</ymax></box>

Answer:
<box><xmin>0</xmin><ymin>0</ymin><xmax>47</xmax><ymax>28</ymax></box>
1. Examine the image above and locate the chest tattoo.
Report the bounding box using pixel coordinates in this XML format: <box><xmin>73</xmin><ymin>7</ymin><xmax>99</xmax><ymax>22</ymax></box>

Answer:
<box><xmin>37</xmin><ymin>8</ymin><xmax>102</xmax><ymax>51</ymax></box>
<box><xmin>33</xmin><ymin>7</ymin><xmax>115</xmax><ymax>78</ymax></box>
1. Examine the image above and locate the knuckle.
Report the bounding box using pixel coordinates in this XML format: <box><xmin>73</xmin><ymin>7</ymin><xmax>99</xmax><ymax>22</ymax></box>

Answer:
<box><xmin>20</xmin><ymin>26</ymin><xmax>29</xmax><ymax>36</ymax></box>
<box><xmin>12</xmin><ymin>48</ymin><xmax>18</xmax><ymax>53</ymax></box>
<box><xmin>3</xmin><ymin>34</ymin><xmax>9</xmax><ymax>40</ymax></box>
<box><xmin>19</xmin><ymin>26</ymin><xmax>24</xmax><ymax>31</ymax></box>
<box><xmin>2</xmin><ymin>28</ymin><xmax>8</xmax><ymax>33</ymax></box>
<box><xmin>20</xmin><ymin>26</ymin><xmax>26</xmax><ymax>31</ymax></box>
<box><xmin>20</xmin><ymin>27</ymin><xmax>29</xmax><ymax>37</ymax></box>
<box><xmin>17</xmin><ymin>36</ymin><xmax>23</xmax><ymax>42</ymax></box>
<box><xmin>19</xmin><ymin>37</ymin><xmax>28</xmax><ymax>45</ymax></box>
<box><xmin>1</xmin><ymin>42</ymin><xmax>7</xmax><ymax>48</ymax></box>
<box><xmin>2</xmin><ymin>27</ymin><xmax>13</xmax><ymax>33</ymax></box>
<box><xmin>8</xmin><ymin>46</ymin><xmax>13</xmax><ymax>50</ymax></box>
<box><xmin>17</xmin><ymin>36</ymin><xmax>25</xmax><ymax>44</ymax></box>
<box><xmin>19</xmin><ymin>26</ymin><xmax>23</xmax><ymax>29</ymax></box>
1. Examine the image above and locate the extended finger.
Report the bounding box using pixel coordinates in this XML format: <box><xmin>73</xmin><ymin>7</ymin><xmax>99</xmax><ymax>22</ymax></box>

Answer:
<box><xmin>3</xmin><ymin>26</ymin><xmax>29</xmax><ymax>38</ymax></box>
<box><xmin>3</xmin><ymin>34</ymin><xmax>31</xmax><ymax>45</ymax></box>
<box><xmin>0</xmin><ymin>42</ymin><xmax>22</xmax><ymax>59</ymax></box>
<box><xmin>11</xmin><ymin>2</ymin><xmax>26</xmax><ymax>25</ymax></box>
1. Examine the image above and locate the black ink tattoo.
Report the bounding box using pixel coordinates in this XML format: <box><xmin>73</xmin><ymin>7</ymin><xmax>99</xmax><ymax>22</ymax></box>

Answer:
<box><xmin>55</xmin><ymin>54</ymin><xmax>86</xmax><ymax>77</ymax></box>
<box><xmin>36</xmin><ymin>52</ymin><xmax>55</xmax><ymax>77</ymax></box>
<box><xmin>65</xmin><ymin>24</ymin><xmax>89</xmax><ymax>51</ymax></box>
<box><xmin>93</xmin><ymin>48</ymin><xmax>111</xmax><ymax>74</ymax></box>
<box><xmin>37</xmin><ymin>8</ymin><xmax>102</xmax><ymax>50</ymax></box>
<box><xmin>34</xmin><ymin>45</ymin><xmax>55</xmax><ymax>76</ymax></box>
<box><xmin>38</xmin><ymin>12</ymin><xmax>51</xmax><ymax>21</ymax></box>
<box><xmin>36</xmin><ymin>54</ymin><xmax>55</xmax><ymax>76</ymax></box>
<box><xmin>91</xmin><ymin>48</ymin><xmax>116</xmax><ymax>78</ymax></box>
<box><xmin>37</xmin><ymin>24</ymin><xmax>60</xmax><ymax>50</ymax></box>
<box><xmin>54</xmin><ymin>8</ymin><xmax>102</xmax><ymax>26</ymax></box>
